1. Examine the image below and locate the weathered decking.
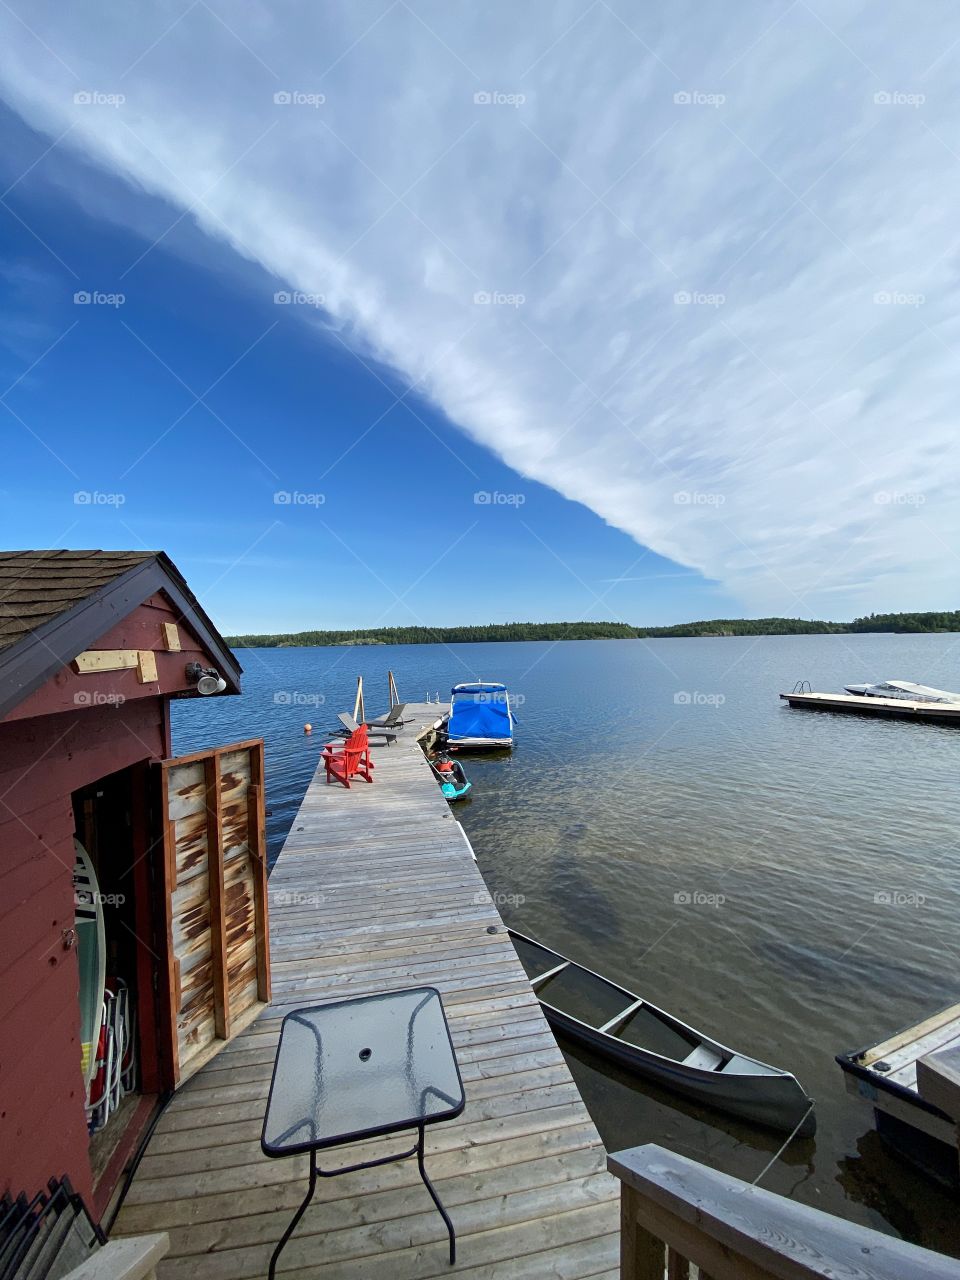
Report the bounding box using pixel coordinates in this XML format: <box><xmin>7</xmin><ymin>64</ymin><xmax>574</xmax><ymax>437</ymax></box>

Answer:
<box><xmin>115</xmin><ymin>704</ymin><xmax>619</xmax><ymax>1277</ymax></box>
<box><xmin>839</xmin><ymin>1000</ymin><xmax>960</xmax><ymax>1149</ymax></box>
<box><xmin>780</xmin><ymin>689</ymin><xmax>960</xmax><ymax>724</ymax></box>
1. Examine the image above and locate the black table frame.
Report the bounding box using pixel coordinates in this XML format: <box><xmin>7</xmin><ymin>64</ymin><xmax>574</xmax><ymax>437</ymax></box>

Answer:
<box><xmin>262</xmin><ymin>988</ymin><xmax>464</xmax><ymax>1277</ymax></box>
<box><xmin>268</xmin><ymin>1124</ymin><xmax>454</xmax><ymax>1277</ymax></box>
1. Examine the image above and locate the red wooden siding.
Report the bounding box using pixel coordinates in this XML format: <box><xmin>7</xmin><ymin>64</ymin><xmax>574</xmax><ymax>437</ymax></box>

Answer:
<box><xmin>0</xmin><ymin>698</ymin><xmax>167</xmax><ymax>1204</ymax></box>
<box><xmin>3</xmin><ymin>592</ymin><xmax>220</xmax><ymax>724</ymax></box>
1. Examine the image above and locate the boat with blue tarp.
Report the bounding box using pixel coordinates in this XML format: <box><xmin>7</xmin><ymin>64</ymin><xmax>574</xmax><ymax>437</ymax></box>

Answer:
<box><xmin>446</xmin><ymin>681</ymin><xmax>515</xmax><ymax>749</ymax></box>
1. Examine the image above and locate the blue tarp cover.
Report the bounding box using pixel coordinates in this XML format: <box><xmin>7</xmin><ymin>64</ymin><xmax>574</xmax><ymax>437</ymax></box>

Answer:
<box><xmin>448</xmin><ymin>683</ymin><xmax>512</xmax><ymax>741</ymax></box>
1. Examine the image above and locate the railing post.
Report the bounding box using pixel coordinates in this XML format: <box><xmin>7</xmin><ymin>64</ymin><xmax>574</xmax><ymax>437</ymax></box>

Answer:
<box><xmin>610</xmin><ymin>1142</ymin><xmax>960</xmax><ymax>1280</ymax></box>
<box><xmin>620</xmin><ymin>1185</ymin><xmax>666</xmax><ymax>1279</ymax></box>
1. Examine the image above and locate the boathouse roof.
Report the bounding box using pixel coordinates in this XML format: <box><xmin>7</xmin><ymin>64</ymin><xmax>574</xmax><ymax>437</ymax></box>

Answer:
<box><xmin>0</xmin><ymin>549</ymin><xmax>242</xmax><ymax>719</ymax></box>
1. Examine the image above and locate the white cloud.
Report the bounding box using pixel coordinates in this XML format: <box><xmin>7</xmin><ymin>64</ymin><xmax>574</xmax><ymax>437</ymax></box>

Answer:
<box><xmin>1</xmin><ymin>0</ymin><xmax>959</xmax><ymax>615</ymax></box>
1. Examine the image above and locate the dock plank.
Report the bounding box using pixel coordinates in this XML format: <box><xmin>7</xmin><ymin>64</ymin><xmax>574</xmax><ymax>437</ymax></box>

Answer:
<box><xmin>115</xmin><ymin>703</ymin><xmax>617</xmax><ymax>1274</ymax></box>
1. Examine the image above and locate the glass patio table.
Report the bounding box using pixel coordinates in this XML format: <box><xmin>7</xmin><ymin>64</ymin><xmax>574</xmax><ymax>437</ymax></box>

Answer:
<box><xmin>261</xmin><ymin>986</ymin><xmax>465</xmax><ymax>1276</ymax></box>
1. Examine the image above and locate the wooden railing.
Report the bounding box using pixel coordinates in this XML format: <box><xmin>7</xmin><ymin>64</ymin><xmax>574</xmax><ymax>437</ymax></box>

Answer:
<box><xmin>64</xmin><ymin>1232</ymin><xmax>168</xmax><ymax>1280</ymax></box>
<box><xmin>610</xmin><ymin>1143</ymin><xmax>960</xmax><ymax>1280</ymax></box>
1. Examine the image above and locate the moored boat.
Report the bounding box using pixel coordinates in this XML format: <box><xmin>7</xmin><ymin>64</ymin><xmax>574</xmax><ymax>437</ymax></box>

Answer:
<box><xmin>844</xmin><ymin>679</ymin><xmax>960</xmax><ymax>703</ymax></box>
<box><xmin>837</xmin><ymin>1002</ymin><xmax>960</xmax><ymax>1185</ymax></box>
<box><xmin>429</xmin><ymin>752</ymin><xmax>472</xmax><ymax>800</ymax></box>
<box><xmin>446</xmin><ymin>681</ymin><xmax>514</xmax><ymax>749</ymax></box>
<box><xmin>509</xmin><ymin>929</ymin><xmax>816</xmax><ymax>1136</ymax></box>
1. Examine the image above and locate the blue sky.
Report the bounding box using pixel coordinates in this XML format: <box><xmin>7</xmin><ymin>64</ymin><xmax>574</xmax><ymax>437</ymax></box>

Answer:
<box><xmin>0</xmin><ymin>102</ymin><xmax>726</xmax><ymax>633</ymax></box>
<box><xmin>1</xmin><ymin>2</ymin><xmax>957</xmax><ymax>633</ymax></box>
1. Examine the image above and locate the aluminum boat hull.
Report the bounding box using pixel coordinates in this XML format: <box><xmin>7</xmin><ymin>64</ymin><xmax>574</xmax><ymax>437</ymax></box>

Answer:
<box><xmin>510</xmin><ymin>929</ymin><xmax>815</xmax><ymax>1137</ymax></box>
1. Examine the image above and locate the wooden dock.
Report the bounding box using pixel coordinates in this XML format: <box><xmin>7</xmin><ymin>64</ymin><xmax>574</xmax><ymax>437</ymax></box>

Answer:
<box><xmin>780</xmin><ymin>689</ymin><xmax>960</xmax><ymax>725</ymax></box>
<box><xmin>838</xmin><ymin>1001</ymin><xmax>960</xmax><ymax>1153</ymax></box>
<box><xmin>114</xmin><ymin>703</ymin><xmax>619</xmax><ymax>1277</ymax></box>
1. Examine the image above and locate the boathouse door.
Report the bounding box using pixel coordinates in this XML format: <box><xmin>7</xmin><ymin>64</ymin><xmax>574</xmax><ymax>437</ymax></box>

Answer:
<box><xmin>156</xmin><ymin>738</ymin><xmax>271</xmax><ymax>1086</ymax></box>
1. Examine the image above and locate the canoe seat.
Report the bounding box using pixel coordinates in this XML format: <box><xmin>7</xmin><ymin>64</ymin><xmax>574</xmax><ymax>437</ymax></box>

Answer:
<box><xmin>720</xmin><ymin>1053</ymin><xmax>771</xmax><ymax>1076</ymax></box>
<box><xmin>681</xmin><ymin>1044</ymin><xmax>724</xmax><ymax>1072</ymax></box>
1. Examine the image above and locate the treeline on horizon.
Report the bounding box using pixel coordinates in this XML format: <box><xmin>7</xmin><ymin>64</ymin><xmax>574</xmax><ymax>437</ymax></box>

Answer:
<box><xmin>637</xmin><ymin>611</ymin><xmax>960</xmax><ymax>637</ymax></box>
<box><xmin>226</xmin><ymin>611</ymin><xmax>960</xmax><ymax>647</ymax></box>
<box><xmin>226</xmin><ymin>621</ymin><xmax>638</xmax><ymax>646</ymax></box>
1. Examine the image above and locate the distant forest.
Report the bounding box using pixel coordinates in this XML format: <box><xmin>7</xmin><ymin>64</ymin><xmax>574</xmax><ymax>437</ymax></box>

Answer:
<box><xmin>226</xmin><ymin>611</ymin><xmax>960</xmax><ymax>647</ymax></box>
<box><xmin>635</xmin><ymin>611</ymin><xmax>960</xmax><ymax>637</ymax></box>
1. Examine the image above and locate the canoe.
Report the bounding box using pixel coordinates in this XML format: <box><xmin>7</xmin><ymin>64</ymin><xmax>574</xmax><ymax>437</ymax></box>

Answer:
<box><xmin>509</xmin><ymin>929</ymin><xmax>816</xmax><ymax>1136</ymax></box>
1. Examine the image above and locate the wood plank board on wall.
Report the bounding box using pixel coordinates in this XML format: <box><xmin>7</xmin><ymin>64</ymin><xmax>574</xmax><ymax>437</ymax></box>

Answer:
<box><xmin>158</xmin><ymin>740</ymin><xmax>270</xmax><ymax>1085</ymax></box>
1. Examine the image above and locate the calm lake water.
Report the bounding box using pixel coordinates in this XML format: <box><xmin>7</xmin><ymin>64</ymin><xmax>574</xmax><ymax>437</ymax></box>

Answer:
<box><xmin>173</xmin><ymin>634</ymin><xmax>960</xmax><ymax>1252</ymax></box>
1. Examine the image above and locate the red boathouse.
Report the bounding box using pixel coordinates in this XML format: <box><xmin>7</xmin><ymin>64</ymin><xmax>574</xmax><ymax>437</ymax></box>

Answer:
<box><xmin>0</xmin><ymin>550</ymin><xmax>271</xmax><ymax>1221</ymax></box>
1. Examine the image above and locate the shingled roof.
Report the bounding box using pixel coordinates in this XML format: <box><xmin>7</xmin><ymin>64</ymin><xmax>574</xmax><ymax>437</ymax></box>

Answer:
<box><xmin>0</xmin><ymin>550</ymin><xmax>154</xmax><ymax>653</ymax></box>
<box><xmin>0</xmin><ymin>550</ymin><xmax>242</xmax><ymax>719</ymax></box>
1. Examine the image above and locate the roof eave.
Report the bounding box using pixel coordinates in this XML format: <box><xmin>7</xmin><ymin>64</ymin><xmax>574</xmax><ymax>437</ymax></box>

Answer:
<box><xmin>0</xmin><ymin>554</ymin><xmax>242</xmax><ymax>721</ymax></box>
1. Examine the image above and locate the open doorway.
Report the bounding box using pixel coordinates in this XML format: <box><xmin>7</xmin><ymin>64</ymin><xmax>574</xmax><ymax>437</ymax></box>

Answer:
<box><xmin>71</xmin><ymin>761</ymin><xmax>162</xmax><ymax>1200</ymax></box>
<box><xmin>66</xmin><ymin>739</ymin><xmax>271</xmax><ymax>1213</ymax></box>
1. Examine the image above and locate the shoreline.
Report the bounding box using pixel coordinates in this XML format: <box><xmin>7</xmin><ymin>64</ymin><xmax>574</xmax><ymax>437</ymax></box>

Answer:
<box><xmin>228</xmin><ymin>628</ymin><xmax>960</xmax><ymax>649</ymax></box>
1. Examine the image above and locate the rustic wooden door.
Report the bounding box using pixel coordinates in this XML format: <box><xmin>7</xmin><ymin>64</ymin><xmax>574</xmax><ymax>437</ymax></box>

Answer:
<box><xmin>156</xmin><ymin>738</ymin><xmax>271</xmax><ymax>1086</ymax></box>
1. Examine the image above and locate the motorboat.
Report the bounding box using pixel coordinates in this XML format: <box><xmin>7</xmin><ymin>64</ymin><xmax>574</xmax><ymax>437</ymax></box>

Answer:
<box><xmin>445</xmin><ymin>682</ymin><xmax>514</xmax><ymax>749</ymax></box>
<box><xmin>844</xmin><ymin>680</ymin><xmax>960</xmax><ymax>703</ymax></box>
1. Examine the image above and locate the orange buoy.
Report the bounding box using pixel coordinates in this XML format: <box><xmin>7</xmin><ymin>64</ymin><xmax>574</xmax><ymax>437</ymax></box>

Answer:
<box><xmin>304</xmin><ymin>723</ymin><xmax>312</xmax><ymax>733</ymax></box>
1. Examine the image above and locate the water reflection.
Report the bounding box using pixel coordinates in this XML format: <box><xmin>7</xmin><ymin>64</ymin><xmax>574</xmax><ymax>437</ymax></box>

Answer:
<box><xmin>173</xmin><ymin>634</ymin><xmax>960</xmax><ymax>1252</ymax></box>
<box><xmin>835</xmin><ymin>1131</ymin><xmax>960</xmax><ymax>1250</ymax></box>
<box><xmin>754</xmin><ymin>939</ymin><xmax>960</xmax><ymax>1006</ymax></box>
<box><xmin>549</xmin><ymin>823</ymin><xmax>623</xmax><ymax>941</ymax></box>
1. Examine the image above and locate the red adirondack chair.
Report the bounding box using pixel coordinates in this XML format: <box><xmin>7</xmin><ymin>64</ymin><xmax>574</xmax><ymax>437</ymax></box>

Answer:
<box><xmin>321</xmin><ymin>723</ymin><xmax>374</xmax><ymax>788</ymax></box>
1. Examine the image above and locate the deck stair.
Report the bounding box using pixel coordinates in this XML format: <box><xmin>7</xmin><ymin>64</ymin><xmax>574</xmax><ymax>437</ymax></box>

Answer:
<box><xmin>0</xmin><ymin>1177</ymin><xmax>104</xmax><ymax>1280</ymax></box>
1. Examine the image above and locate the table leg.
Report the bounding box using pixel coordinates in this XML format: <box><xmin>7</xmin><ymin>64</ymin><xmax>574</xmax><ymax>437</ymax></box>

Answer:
<box><xmin>416</xmin><ymin>1124</ymin><xmax>456</xmax><ymax>1265</ymax></box>
<box><xmin>269</xmin><ymin>1151</ymin><xmax>318</xmax><ymax>1279</ymax></box>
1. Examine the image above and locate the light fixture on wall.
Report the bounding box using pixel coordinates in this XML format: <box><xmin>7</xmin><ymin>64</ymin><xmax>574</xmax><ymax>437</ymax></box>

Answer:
<box><xmin>185</xmin><ymin>661</ymin><xmax>228</xmax><ymax>696</ymax></box>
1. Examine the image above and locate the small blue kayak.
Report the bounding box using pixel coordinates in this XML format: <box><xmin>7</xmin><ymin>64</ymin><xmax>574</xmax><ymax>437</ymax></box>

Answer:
<box><xmin>430</xmin><ymin>753</ymin><xmax>472</xmax><ymax>801</ymax></box>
